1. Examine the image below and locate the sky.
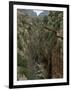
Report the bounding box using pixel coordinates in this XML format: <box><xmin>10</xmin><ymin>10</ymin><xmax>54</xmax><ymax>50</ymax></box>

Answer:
<box><xmin>33</xmin><ymin>10</ymin><xmax>43</xmax><ymax>16</ymax></box>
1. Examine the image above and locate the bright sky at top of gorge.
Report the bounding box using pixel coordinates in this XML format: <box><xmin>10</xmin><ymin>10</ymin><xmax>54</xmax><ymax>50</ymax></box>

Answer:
<box><xmin>33</xmin><ymin>10</ymin><xmax>43</xmax><ymax>16</ymax></box>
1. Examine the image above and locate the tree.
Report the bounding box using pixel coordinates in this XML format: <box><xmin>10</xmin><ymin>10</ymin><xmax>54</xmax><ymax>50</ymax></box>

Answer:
<box><xmin>43</xmin><ymin>15</ymin><xmax>48</xmax><ymax>25</ymax></box>
<box><xmin>47</xmin><ymin>11</ymin><xmax>63</xmax><ymax>31</ymax></box>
